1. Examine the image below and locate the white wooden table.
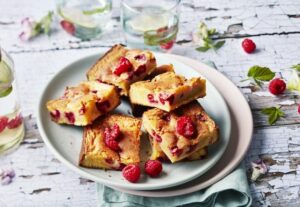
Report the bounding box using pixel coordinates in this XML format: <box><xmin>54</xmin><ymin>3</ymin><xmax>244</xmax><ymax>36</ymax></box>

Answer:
<box><xmin>1</xmin><ymin>0</ymin><xmax>300</xmax><ymax>206</ymax></box>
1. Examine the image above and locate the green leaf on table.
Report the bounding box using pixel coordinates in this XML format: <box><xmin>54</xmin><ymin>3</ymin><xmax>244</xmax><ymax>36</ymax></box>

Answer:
<box><xmin>196</xmin><ymin>46</ymin><xmax>210</xmax><ymax>52</ymax></box>
<box><xmin>291</xmin><ymin>64</ymin><xmax>300</xmax><ymax>71</ymax></box>
<box><xmin>213</xmin><ymin>40</ymin><xmax>226</xmax><ymax>49</ymax></box>
<box><xmin>261</xmin><ymin>107</ymin><xmax>285</xmax><ymax>125</ymax></box>
<box><xmin>40</xmin><ymin>11</ymin><xmax>53</xmax><ymax>35</ymax></box>
<box><xmin>246</xmin><ymin>65</ymin><xmax>275</xmax><ymax>86</ymax></box>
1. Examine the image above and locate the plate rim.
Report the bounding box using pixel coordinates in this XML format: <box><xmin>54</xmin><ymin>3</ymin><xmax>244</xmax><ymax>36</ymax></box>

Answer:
<box><xmin>36</xmin><ymin>52</ymin><xmax>232</xmax><ymax>190</ymax></box>
<box><xmin>108</xmin><ymin>53</ymin><xmax>253</xmax><ymax>196</ymax></box>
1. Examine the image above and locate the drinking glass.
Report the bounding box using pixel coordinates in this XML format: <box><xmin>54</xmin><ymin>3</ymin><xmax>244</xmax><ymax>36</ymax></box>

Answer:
<box><xmin>0</xmin><ymin>47</ymin><xmax>24</xmax><ymax>154</ymax></box>
<box><xmin>56</xmin><ymin>0</ymin><xmax>112</xmax><ymax>40</ymax></box>
<box><xmin>121</xmin><ymin>0</ymin><xmax>180</xmax><ymax>51</ymax></box>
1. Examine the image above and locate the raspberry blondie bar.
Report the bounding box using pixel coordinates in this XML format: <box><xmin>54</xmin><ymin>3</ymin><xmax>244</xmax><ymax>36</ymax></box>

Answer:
<box><xmin>79</xmin><ymin>114</ymin><xmax>141</xmax><ymax>170</ymax></box>
<box><xmin>129</xmin><ymin>72</ymin><xmax>206</xmax><ymax>112</ymax></box>
<box><xmin>46</xmin><ymin>81</ymin><xmax>120</xmax><ymax>126</ymax></box>
<box><xmin>142</xmin><ymin>101</ymin><xmax>218</xmax><ymax>163</ymax></box>
<box><xmin>87</xmin><ymin>44</ymin><xmax>157</xmax><ymax>96</ymax></box>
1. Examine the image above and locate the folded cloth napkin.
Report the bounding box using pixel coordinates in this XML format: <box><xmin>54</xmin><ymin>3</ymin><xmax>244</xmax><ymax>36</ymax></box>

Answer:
<box><xmin>97</xmin><ymin>163</ymin><xmax>252</xmax><ymax>207</ymax></box>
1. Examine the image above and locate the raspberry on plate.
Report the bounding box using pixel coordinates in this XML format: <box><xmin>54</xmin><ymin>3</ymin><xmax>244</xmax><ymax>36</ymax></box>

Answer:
<box><xmin>242</xmin><ymin>38</ymin><xmax>256</xmax><ymax>53</ymax></box>
<box><xmin>145</xmin><ymin>160</ymin><xmax>163</xmax><ymax>177</ymax></box>
<box><xmin>79</xmin><ymin>114</ymin><xmax>141</xmax><ymax>170</ymax></box>
<box><xmin>268</xmin><ymin>78</ymin><xmax>286</xmax><ymax>95</ymax></box>
<box><xmin>122</xmin><ymin>164</ymin><xmax>141</xmax><ymax>183</ymax></box>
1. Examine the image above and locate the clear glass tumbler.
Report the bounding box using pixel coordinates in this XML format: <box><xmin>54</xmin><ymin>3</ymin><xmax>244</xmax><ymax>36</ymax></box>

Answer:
<box><xmin>121</xmin><ymin>0</ymin><xmax>180</xmax><ymax>51</ymax></box>
<box><xmin>0</xmin><ymin>47</ymin><xmax>24</xmax><ymax>153</ymax></box>
<box><xmin>56</xmin><ymin>0</ymin><xmax>112</xmax><ymax>40</ymax></box>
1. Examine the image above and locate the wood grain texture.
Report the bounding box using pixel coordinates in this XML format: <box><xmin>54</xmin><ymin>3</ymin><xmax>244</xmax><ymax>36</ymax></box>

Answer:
<box><xmin>0</xmin><ymin>0</ymin><xmax>300</xmax><ymax>206</ymax></box>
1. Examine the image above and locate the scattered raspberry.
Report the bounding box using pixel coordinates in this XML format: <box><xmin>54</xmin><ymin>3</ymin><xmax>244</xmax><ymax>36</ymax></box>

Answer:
<box><xmin>0</xmin><ymin>116</ymin><xmax>8</xmax><ymax>133</ymax></box>
<box><xmin>145</xmin><ymin>160</ymin><xmax>163</xmax><ymax>177</ymax></box>
<box><xmin>268</xmin><ymin>78</ymin><xmax>286</xmax><ymax>95</ymax></box>
<box><xmin>176</xmin><ymin>116</ymin><xmax>195</xmax><ymax>138</ymax></box>
<box><xmin>50</xmin><ymin>110</ymin><xmax>60</xmax><ymax>120</ymax></box>
<box><xmin>60</xmin><ymin>20</ymin><xmax>75</xmax><ymax>35</ymax></box>
<box><xmin>298</xmin><ymin>104</ymin><xmax>300</xmax><ymax>114</ymax></box>
<box><xmin>7</xmin><ymin>115</ymin><xmax>23</xmax><ymax>129</ymax></box>
<box><xmin>147</xmin><ymin>94</ymin><xmax>158</xmax><ymax>104</ymax></box>
<box><xmin>242</xmin><ymin>38</ymin><xmax>256</xmax><ymax>53</ymax></box>
<box><xmin>122</xmin><ymin>164</ymin><xmax>140</xmax><ymax>183</ymax></box>
<box><xmin>160</xmin><ymin>40</ymin><xmax>175</xmax><ymax>50</ymax></box>
<box><xmin>104</xmin><ymin>124</ymin><xmax>121</xmax><ymax>151</ymax></box>
<box><xmin>113</xmin><ymin>57</ymin><xmax>133</xmax><ymax>76</ymax></box>
<box><xmin>65</xmin><ymin>112</ymin><xmax>75</xmax><ymax>124</ymax></box>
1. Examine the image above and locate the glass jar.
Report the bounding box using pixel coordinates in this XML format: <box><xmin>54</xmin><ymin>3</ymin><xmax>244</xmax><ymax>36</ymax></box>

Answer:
<box><xmin>121</xmin><ymin>0</ymin><xmax>180</xmax><ymax>51</ymax></box>
<box><xmin>0</xmin><ymin>47</ymin><xmax>24</xmax><ymax>153</ymax></box>
<box><xmin>56</xmin><ymin>0</ymin><xmax>112</xmax><ymax>40</ymax></box>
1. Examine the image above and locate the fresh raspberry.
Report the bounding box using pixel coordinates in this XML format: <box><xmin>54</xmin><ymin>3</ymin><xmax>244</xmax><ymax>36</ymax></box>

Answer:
<box><xmin>160</xmin><ymin>40</ymin><xmax>175</xmax><ymax>50</ymax></box>
<box><xmin>60</xmin><ymin>20</ymin><xmax>75</xmax><ymax>35</ymax></box>
<box><xmin>0</xmin><ymin>116</ymin><xmax>9</xmax><ymax>133</ymax></box>
<box><xmin>176</xmin><ymin>116</ymin><xmax>195</xmax><ymax>138</ymax></box>
<box><xmin>7</xmin><ymin>115</ymin><xmax>23</xmax><ymax>129</ymax></box>
<box><xmin>268</xmin><ymin>78</ymin><xmax>286</xmax><ymax>95</ymax></box>
<box><xmin>298</xmin><ymin>104</ymin><xmax>300</xmax><ymax>114</ymax></box>
<box><xmin>65</xmin><ymin>112</ymin><xmax>75</xmax><ymax>124</ymax></box>
<box><xmin>104</xmin><ymin>138</ymin><xmax>120</xmax><ymax>152</ymax></box>
<box><xmin>145</xmin><ymin>160</ymin><xmax>163</xmax><ymax>177</ymax></box>
<box><xmin>242</xmin><ymin>38</ymin><xmax>256</xmax><ymax>53</ymax></box>
<box><xmin>122</xmin><ymin>164</ymin><xmax>140</xmax><ymax>183</ymax></box>
<box><xmin>104</xmin><ymin>124</ymin><xmax>121</xmax><ymax>151</ymax></box>
<box><xmin>113</xmin><ymin>57</ymin><xmax>133</xmax><ymax>76</ymax></box>
<box><xmin>104</xmin><ymin>124</ymin><xmax>121</xmax><ymax>141</ymax></box>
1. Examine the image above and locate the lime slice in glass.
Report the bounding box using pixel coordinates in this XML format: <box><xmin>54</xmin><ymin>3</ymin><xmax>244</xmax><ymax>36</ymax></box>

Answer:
<box><xmin>58</xmin><ymin>7</ymin><xmax>97</xmax><ymax>28</ymax></box>
<box><xmin>128</xmin><ymin>14</ymin><xmax>169</xmax><ymax>32</ymax></box>
<box><xmin>287</xmin><ymin>70</ymin><xmax>300</xmax><ymax>91</ymax></box>
<box><xmin>0</xmin><ymin>60</ymin><xmax>14</xmax><ymax>98</ymax></box>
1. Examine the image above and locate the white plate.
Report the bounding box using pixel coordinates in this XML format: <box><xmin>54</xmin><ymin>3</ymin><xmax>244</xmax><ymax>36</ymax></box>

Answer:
<box><xmin>37</xmin><ymin>52</ymin><xmax>231</xmax><ymax>190</ymax></box>
<box><xmin>111</xmin><ymin>54</ymin><xmax>253</xmax><ymax>196</ymax></box>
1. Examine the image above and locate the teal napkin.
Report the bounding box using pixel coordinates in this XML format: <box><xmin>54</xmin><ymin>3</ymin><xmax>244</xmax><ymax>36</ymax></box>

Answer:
<box><xmin>96</xmin><ymin>62</ymin><xmax>252</xmax><ymax>207</ymax></box>
<box><xmin>97</xmin><ymin>163</ymin><xmax>252</xmax><ymax>207</ymax></box>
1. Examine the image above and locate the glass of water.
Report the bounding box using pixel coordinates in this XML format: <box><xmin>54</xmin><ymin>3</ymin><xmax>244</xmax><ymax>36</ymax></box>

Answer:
<box><xmin>56</xmin><ymin>0</ymin><xmax>112</xmax><ymax>40</ymax></box>
<box><xmin>0</xmin><ymin>47</ymin><xmax>25</xmax><ymax>154</ymax></box>
<box><xmin>121</xmin><ymin>0</ymin><xmax>180</xmax><ymax>51</ymax></box>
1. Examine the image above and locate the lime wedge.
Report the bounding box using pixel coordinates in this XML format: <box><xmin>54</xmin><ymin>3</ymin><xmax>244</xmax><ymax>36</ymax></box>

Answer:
<box><xmin>128</xmin><ymin>14</ymin><xmax>169</xmax><ymax>32</ymax></box>
<box><xmin>0</xmin><ymin>60</ymin><xmax>14</xmax><ymax>98</ymax></box>
<box><xmin>58</xmin><ymin>7</ymin><xmax>97</xmax><ymax>28</ymax></box>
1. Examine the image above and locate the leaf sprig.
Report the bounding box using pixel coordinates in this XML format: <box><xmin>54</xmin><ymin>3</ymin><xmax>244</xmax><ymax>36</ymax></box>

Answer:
<box><xmin>261</xmin><ymin>107</ymin><xmax>285</xmax><ymax>125</ymax></box>
<box><xmin>243</xmin><ymin>65</ymin><xmax>275</xmax><ymax>86</ymax></box>
<box><xmin>195</xmin><ymin>22</ymin><xmax>225</xmax><ymax>52</ymax></box>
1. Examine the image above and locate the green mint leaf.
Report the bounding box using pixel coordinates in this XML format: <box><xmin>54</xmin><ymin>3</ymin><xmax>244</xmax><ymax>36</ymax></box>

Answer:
<box><xmin>247</xmin><ymin>66</ymin><xmax>275</xmax><ymax>82</ymax></box>
<box><xmin>40</xmin><ymin>11</ymin><xmax>53</xmax><ymax>35</ymax></box>
<box><xmin>261</xmin><ymin>107</ymin><xmax>284</xmax><ymax>125</ymax></box>
<box><xmin>213</xmin><ymin>40</ymin><xmax>225</xmax><ymax>49</ymax></box>
<box><xmin>196</xmin><ymin>46</ymin><xmax>210</xmax><ymax>52</ymax></box>
<box><xmin>291</xmin><ymin>64</ymin><xmax>300</xmax><ymax>71</ymax></box>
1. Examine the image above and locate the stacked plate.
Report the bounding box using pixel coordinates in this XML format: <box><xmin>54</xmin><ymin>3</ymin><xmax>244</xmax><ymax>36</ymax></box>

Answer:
<box><xmin>37</xmin><ymin>52</ymin><xmax>253</xmax><ymax>197</ymax></box>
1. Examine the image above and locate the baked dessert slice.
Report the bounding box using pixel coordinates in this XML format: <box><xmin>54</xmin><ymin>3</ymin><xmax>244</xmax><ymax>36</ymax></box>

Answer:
<box><xmin>129</xmin><ymin>72</ymin><xmax>206</xmax><ymax>112</ymax></box>
<box><xmin>142</xmin><ymin>101</ymin><xmax>218</xmax><ymax>163</ymax></box>
<box><xmin>148</xmin><ymin>133</ymin><xmax>208</xmax><ymax>161</ymax></box>
<box><xmin>79</xmin><ymin>114</ymin><xmax>141</xmax><ymax>170</ymax></box>
<box><xmin>46</xmin><ymin>81</ymin><xmax>120</xmax><ymax>126</ymax></box>
<box><xmin>131</xmin><ymin>64</ymin><xmax>175</xmax><ymax>117</ymax></box>
<box><xmin>87</xmin><ymin>44</ymin><xmax>157</xmax><ymax>96</ymax></box>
